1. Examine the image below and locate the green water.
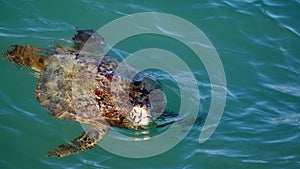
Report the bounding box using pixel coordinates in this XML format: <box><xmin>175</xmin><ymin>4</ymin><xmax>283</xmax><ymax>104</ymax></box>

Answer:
<box><xmin>1</xmin><ymin>0</ymin><xmax>300</xmax><ymax>168</ymax></box>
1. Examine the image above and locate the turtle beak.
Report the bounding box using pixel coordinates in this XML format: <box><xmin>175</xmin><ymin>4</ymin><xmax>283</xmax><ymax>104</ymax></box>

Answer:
<box><xmin>130</xmin><ymin>105</ymin><xmax>153</xmax><ymax>126</ymax></box>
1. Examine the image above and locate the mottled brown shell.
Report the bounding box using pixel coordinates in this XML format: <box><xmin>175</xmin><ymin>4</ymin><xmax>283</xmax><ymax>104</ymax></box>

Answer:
<box><xmin>36</xmin><ymin>53</ymin><xmax>163</xmax><ymax>129</ymax></box>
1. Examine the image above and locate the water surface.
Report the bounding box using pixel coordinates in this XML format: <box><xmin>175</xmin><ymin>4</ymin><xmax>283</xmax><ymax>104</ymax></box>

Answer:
<box><xmin>0</xmin><ymin>0</ymin><xmax>300</xmax><ymax>168</ymax></box>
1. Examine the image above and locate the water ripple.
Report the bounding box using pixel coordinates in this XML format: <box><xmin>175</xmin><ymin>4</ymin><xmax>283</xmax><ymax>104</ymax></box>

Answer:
<box><xmin>263</xmin><ymin>83</ymin><xmax>300</xmax><ymax>98</ymax></box>
<box><xmin>242</xmin><ymin>159</ymin><xmax>268</xmax><ymax>164</ymax></box>
<box><xmin>271</xmin><ymin>112</ymin><xmax>300</xmax><ymax>127</ymax></box>
<box><xmin>280</xmin><ymin>23</ymin><xmax>300</xmax><ymax>37</ymax></box>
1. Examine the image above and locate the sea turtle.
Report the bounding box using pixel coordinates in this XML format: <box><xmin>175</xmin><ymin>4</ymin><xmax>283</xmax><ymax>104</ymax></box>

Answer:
<box><xmin>3</xmin><ymin>30</ymin><xmax>170</xmax><ymax>157</ymax></box>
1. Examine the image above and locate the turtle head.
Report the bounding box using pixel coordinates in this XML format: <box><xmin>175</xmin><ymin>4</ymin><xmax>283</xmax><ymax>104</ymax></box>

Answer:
<box><xmin>129</xmin><ymin>104</ymin><xmax>153</xmax><ymax>126</ymax></box>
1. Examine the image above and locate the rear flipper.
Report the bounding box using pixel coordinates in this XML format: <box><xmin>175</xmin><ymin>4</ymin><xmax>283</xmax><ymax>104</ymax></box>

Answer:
<box><xmin>46</xmin><ymin>126</ymin><xmax>109</xmax><ymax>157</ymax></box>
<box><xmin>4</xmin><ymin>45</ymin><xmax>51</xmax><ymax>72</ymax></box>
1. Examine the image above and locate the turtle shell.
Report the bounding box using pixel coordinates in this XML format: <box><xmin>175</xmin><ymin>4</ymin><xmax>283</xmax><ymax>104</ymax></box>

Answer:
<box><xmin>36</xmin><ymin>52</ymin><xmax>165</xmax><ymax>128</ymax></box>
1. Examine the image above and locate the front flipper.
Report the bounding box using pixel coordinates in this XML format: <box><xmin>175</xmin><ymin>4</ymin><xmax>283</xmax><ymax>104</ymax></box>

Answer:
<box><xmin>46</xmin><ymin>126</ymin><xmax>109</xmax><ymax>157</ymax></box>
<box><xmin>72</xmin><ymin>30</ymin><xmax>105</xmax><ymax>52</ymax></box>
<box><xmin>4</xmin><ymin>45</ymin><xmax>51</xmax><ymax>72</ymax></box>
